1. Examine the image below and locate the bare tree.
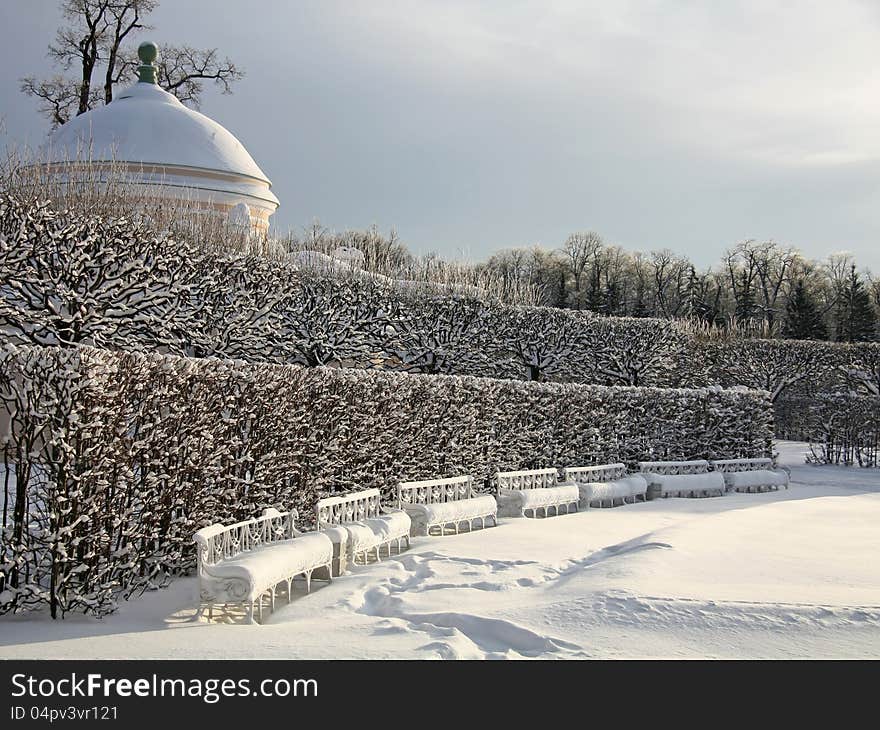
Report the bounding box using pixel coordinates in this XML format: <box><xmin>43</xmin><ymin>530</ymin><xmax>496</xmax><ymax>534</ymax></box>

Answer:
<box><xmin>563</xmin><ymin>231</ymin><xmax>603</xmax><ymax>310</ymax></box>
<box><xmin>21</xmin><ymin>0</ymin><xmax>243</xmax><ymax>127</ymax></box>
<box><xmin>650</xmin><ymin>249</ymin><xmax>690</xmax><ymax>318</ymax></box>
<box><xmin>51</xmin><ymin>0</ymin><xmax>113</xmax><ymax>115</ymax></box>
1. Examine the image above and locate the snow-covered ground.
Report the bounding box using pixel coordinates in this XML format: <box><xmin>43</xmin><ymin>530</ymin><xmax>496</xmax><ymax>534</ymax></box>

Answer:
<box><xmin>2</xmin><ymin>441</ymin><xmax>879</xmax><ymax>659</ymax></box>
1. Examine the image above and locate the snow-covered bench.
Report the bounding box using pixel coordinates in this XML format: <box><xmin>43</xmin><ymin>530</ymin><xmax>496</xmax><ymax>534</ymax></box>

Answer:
<box><xmin>495</xmin><ymin>468</ymin><xmax>579</xmax><ymax>517</ymax></box>
<box><xmin>193</xmin><ymin>508</ymin><xmax>333</xmax><ymax>624</ymax></box>
<box><xmin>398</xmin><ymin>475</ymin><xmax>497</xmax><ymax>536</ymax></box>
<box><xmin>638</xmin><ymin>460</ymin><xmax>725</xmax><ymax>499</ymax></box>
<box><xmin>316</xmin><ymin>488</ymin><xmax>411</xmax><ymax>573</ymax></box>
<box><xmin>564</xmin><ymin>463</ymin><xmax>648</xmax><ymax>508</ymax></box>
<box><xmin>710</xmin><ymin>458</ymin><xmax>790</xmax><ymax>493</ymax></box>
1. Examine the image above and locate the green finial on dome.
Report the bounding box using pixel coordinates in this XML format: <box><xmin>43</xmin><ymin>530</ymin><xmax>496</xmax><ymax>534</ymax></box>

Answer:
<box><xmin>137</xmin><ymin>41</ymin><xmax>159</xmax><ymax>84</ymax></box>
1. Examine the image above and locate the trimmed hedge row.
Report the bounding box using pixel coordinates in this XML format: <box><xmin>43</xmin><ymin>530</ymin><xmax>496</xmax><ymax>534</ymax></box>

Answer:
<box><xmin>0</xmin><ymin>343</ymin><xmax>773</xmax><ymax>616</ymax></box>
<box><xmin>3</xmin><ymin>195</ymin><xmax>879</xmax><ymax>403</ymax></box>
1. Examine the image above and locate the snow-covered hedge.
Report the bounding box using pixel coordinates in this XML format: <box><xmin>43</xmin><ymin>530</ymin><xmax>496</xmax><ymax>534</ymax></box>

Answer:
<box><xmin>679</xmin><ymin>339</ymin><xmax>839</xmax><ymax>403</ymax></box>
<box><xmin>4</xmin><ymin>194</ymin><xmax>878</xmax><ymax>399</ymax></box>
<box><xmin>0</xmin><ymin>195</ymin><xmax>686</xmax><ymax>386</ymax></box>
<box><xmin>0</xmin><ymin>343</ymin><xmax>773</xmax><ymax>617</ymax></box>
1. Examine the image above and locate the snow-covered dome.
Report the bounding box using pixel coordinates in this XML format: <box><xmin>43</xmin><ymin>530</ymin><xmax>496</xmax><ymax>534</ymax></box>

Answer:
<box><xmin>40</xmin><ymin>41</ymin><xmax>279</xmax><ymax>233</ymax></box>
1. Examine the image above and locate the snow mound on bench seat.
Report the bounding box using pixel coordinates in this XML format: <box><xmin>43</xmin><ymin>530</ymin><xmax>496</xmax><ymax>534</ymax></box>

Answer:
<box><xmin>500</xmin><ymin>483</ymin><xmax>579</xmax><ymax>510</ymax></box>
<box><xmin>405</xmin><ymin>495</ymin><xmax>497</xmax><ymax>525</ymax></box>
<box><xmin>644</xmin><ymin>471</ymin><xmax>725</xmax><ymax>494</ymax></box>
<box><xmin>726</xmin><ymin>470</ymin><xmax>789</xmax><ymax>490</ymax></box>
<box><xmin>207</xmin><ymin>533</ymin><xmax>333</xmax><ymax>601</ymax></box>
<box><xmin>578</xmin><ymin>475</ymin><xmax>647</xmax><ymax>502</ymax></box>
<box><xmin>335</xmin><ymin>511</ymin><xmax>412</xmax><ymax>554</ymax></box>
<box><xmin>365</xmin><ymin>510</ymin><xmax>411</xmax><ymax>539</ymax></box>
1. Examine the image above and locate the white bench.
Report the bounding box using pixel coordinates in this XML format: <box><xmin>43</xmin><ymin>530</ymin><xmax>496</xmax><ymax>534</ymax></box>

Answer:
<box><xmin>192</xmin><ymin>508</ymin><xmax>333</xmax><ymax>624</ymax></box>
<box><xmin>710</xmin><ymin>458</ymin><xmax>790</xmax><ymax>493</ymax></box>
<box><xmin>316</xmin><ymin>488</ymin><xmax>411</xmax><ymax>573</ymax></box>
<box><xmin>495</xmin><ymin>468</ymin><xmax>579</xmax><ymax>517</ymax></box>
<box><xmin>564</xmin><ymin>464</ymin><xmax>648</xmax><ymax>508</ymax></box>
<box><xmin>398</xmin><ymin>475</ymin><xmax>497</xmax><ymax>536</ymax></box>
<box><xmin>638</xmin><ymin>460</ymin><xmax>725</xmax><ymax>499</ymax></box>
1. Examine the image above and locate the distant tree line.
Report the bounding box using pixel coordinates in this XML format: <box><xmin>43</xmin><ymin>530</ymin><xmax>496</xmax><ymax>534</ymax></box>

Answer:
<box><xmin>288</xmin><ymin>225</ymin><xmax>879</xmax><ymax>343</ymax></box>
<box><xmin>479</xmin><ymin>235</ymin><xmax>879</xmax><ymax>342</ymax></box>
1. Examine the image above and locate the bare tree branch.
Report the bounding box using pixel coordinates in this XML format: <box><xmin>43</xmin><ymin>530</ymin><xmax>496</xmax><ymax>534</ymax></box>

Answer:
<box><xmin>19</xmin><ymin>75</ymin><xmax>102</xmax><ymax>129</ymax></box>
<box><xmin>155</xmin><ymin>45</ymin><xmax>245</xmax><ymax>108</ymax></box>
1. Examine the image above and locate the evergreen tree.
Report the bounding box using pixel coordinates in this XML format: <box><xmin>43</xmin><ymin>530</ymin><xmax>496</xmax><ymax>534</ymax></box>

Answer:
<box><xmin>837</xmin><ymin>266</ymin><xmax>877</xmax><ymax>342</ymax></box>
<box><xmin>783</xmin><ymin>279</ymin><xmax>828</xmax><ymax>340</ymax></box>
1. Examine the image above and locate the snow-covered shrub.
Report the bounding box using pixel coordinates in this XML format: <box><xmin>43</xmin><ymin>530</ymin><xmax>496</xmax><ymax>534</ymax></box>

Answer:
<box><xmin>680</xmin><ymin>339</ymin><xmax>840</xmax><ymax>402</ymax></box>
<box><xmin>776</xmin><ymin>394</ymin><xmax>880</xmax><ymax>467</ymax></box>
<box><xmin>390</xmin><ymin>294</ymin><xmax>497</xmax><ymax>376</ymax></box>
<box><xmin>582</xmin><ymin>315</ymin><xmax>689</xmax><ymax>387</ymax></box>
<box><xmin>489</xmin><ymin>306</ymin><xmax>596</xmax><ymax>382</ymax></box>
<box><xmin>0</xmin><ymin>343</ymin><xmax>774</xmax><ymax>617</ymax></box>
<box><xmin>839</xmin><ymin>343</ymin><xmax>880</xmax><ymax>397</ymax></box>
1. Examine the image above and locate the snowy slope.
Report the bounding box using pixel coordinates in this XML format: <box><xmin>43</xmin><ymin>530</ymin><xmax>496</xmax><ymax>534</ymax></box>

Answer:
<box><xmin>1</xmin><ymin>441</ymin><xmax>879</xmax><ymax>659</ymax></box>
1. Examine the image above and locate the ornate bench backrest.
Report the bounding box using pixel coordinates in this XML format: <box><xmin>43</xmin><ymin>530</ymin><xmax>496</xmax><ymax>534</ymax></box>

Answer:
<box><xmin>316</xmin><ymin>488</ymin><xmax>382</xmax><ymax>527</ymax></box>
<box><xmin>638</xmin><ymin>460</ymin><xmax>710</xmax><ymax>475</ymax></box>
<box><xmin>398</xmin><ymin>476</ymin><xmax>473</xmax><ymax>507</ymax></box>
<box><xmin>192</xmin><ymin>508</ymin><xmax>297</xmax><ymax>573</ymax></box>
<box><xmin>496</xmin><ymin>468</ymin><xmax>558</xmax><ymax>491</ymax></box>
<box><xmin>711</xmin><ymin>458</ymin><xmax>773</xmax><ymax>473</ymax></box>
<box><xmin>564</xmin><ymin>463</ymin><xmax>627</xmax><ymax>483</ymax></box>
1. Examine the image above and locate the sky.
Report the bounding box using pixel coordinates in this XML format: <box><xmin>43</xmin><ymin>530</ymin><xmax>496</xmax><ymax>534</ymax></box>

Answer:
<box><xmin>2</xmin><ymin>0</ymin><xmax>879</xmax><ymax>270</ymax></box>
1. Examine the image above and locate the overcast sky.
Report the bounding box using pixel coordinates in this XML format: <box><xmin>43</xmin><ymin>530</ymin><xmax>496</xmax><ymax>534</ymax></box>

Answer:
<box><xmin>2</xmin><ymin>1</ymin><xmax>879</xmax><ymax>269</ymax></box>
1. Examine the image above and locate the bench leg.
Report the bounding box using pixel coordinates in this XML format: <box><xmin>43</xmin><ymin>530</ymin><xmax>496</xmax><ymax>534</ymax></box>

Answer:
<box><xmin>247</xmin><ymin>602</ymin><xmax>255</xmax><ymax>625</ymax></box>
<box><xmin>304</xmin><ymin>570</ymin><xmax>312</xmax><ymax>594</ymax></box>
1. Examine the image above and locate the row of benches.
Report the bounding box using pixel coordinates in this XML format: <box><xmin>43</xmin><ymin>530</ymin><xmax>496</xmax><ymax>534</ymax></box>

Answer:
<box><xmin>193</xmin><ymin>457</ymin><xmax>789</xmax><ymax>622</ymax></box>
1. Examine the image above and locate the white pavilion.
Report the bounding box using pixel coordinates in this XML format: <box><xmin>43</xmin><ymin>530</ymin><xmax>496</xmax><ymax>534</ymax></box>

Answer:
<box><xmin>40</xmin><ymin>41</ymin><xmax>279</xmax><ymax>234</ymax></box>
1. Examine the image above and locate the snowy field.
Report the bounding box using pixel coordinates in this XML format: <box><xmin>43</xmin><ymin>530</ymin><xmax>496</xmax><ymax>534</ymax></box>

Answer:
<box><xmin>1</xmin><ymin>441</ymin><xmax>879</xmax><ymax>659</ymax></box>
